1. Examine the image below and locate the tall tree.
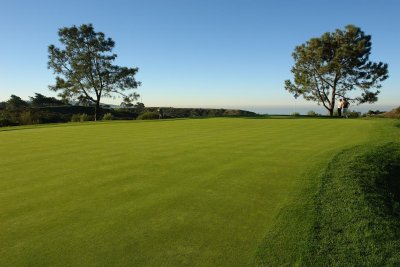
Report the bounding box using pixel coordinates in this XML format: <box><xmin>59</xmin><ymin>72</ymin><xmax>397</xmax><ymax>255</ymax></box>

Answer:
<box><xmin>48</xmin><ymin>24</ymin><xmax>141</xmax><ymax>120</ymax></box>
<box><xmin>29</xmin><ymin>93</ymin><xmax>65</xmax><ymax>107</ymax></box>
<box><xmin>5</xmin><ymin>95</ymin><xmax>29</xmax><ymax>110</ymax></box>
<box><xmin>284</xmin><ymin>25</ymin><xmax>388</xmax><ymax>116</ymax></box>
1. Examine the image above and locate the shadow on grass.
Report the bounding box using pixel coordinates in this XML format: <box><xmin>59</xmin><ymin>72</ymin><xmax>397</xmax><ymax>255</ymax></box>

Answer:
<box><xmin>388</xmin><ymin>163</ymin><xmax>400</xmax><ymax>204</ymax></box>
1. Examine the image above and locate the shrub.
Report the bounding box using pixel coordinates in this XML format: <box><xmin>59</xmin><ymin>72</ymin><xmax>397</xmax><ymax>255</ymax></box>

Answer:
<box><xmin>70</xmin><ymin>113</ymin><xmax>91</xmax><ymax>122</ymax></box>
<box><xmin>19</xmin><ymin>111</ymin><xmax>34</xmax><ymax>125</ymax></box>
<box><xmin>347</xmin><ymin>110</ymin><xmax>361</xmax><ymax>118</ymax></box>
<box><xmin>71</xmin><ymin>114</ymin><xmax>81</xmax><ymax>122</ymax></box>
<box><xmin>383</xmin><ymin>107</ymin><xmax>400</xmax><ymax>118</ymax></box>
<box><xmin>291</xmin><ymin>112</ymin><xmax>300</xmax><ymax>116</ymax></box>
<box><xmin>33</xmin><ymin>110</ymin><xmax>69</xmax><ymax>123</ymax></box>
<box><xmin>102</xmin><ymin>113</ymin><xmax>113</xmax><ymax>120</ymax></box>
<box><xmin>80</xmin><ymin>113</ymin><xmax>90</xmax><ymax>122</ymax></box>
<box><xmin>307</xmin><ymin>110</ymin><xmax>318</xmax><ymax>117</ymax></box>
<box><xmin>137</xmin><ymin>111</ymin><xmax>160</xmax><ymax>120</ymax></box>
<box><xmin>0</xmin><ymin>113</ymin><xmax>14</xmax><ymax>127</ymax></box>
<box><xmin>189</xmin><ymin>109</ymin><xmax>200</xmax><ymax>118</ymax></box>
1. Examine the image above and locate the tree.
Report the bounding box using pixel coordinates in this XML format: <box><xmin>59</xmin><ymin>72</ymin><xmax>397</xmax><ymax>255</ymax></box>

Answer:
<box><xmin>134</xmin><ymin>102</ymin><xmax>145</xmax><ymax>114</ymax></box>
<box><xmin>6</xmin><ymin>95</ymin><xmax>29</xmax><ymax>110</ymax></box>
<box><xmin>29</xmin><ymin>93</ymin><xmax>65</xmax><ymax>107</ymax></box>
<box><xmin>48</xmin><ymin>24</ymin><xmax>141</xmax><ymax>120</ymax></box>
<box><xmin>284</xmin><ymin>25</ymin><xmax>388</xmax><ymax>116</ymax></box>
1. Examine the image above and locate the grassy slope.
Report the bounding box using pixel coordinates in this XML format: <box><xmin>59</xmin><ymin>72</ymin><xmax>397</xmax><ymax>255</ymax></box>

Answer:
<box><xmin>306</xmin><ymin>143</ymin><xmax>400</xmax><ymax>266</ymax></box>
<box><xmin>0</xmin><ymin>118</ymin><xmax>396</xmax><ymax>266</ymax></box>
<box><xmin>254</xmin><ymin>119</ymin><xmax>400</xmax><ymax>266</ymax></box>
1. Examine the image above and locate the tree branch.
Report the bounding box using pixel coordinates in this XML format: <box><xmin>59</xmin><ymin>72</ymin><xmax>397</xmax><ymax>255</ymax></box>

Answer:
<box><xmin>312</xmin><ymin>76</ymin><xmax>329</xmax><ymax>110</ymax></box>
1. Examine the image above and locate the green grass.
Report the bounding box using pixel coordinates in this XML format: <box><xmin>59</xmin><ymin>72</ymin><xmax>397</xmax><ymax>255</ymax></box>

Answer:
<box><xmin>0</xmin><ymin>118</ymin><xmax>398</xmax><ymax>266</ymax></box>
<box><xmin>306</xmin><ymin>143</ymin><xmax>400</xmax><ymax>266</ymax></box>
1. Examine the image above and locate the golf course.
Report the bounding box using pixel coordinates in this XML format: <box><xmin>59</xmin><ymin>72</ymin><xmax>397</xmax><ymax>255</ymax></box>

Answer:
<box><xmin>1</xmin><ymin>117</ymin><xmax>399</xmax><ymax>266</ymax></box>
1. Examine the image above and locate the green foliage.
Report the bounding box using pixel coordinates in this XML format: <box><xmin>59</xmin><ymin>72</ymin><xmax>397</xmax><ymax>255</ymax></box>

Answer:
<box><xmin>144</xmin><ymin>107</ymin><xmax>256</xmax><ymax>118</ymax></box>
<box><xmin>367</xmin><ymin>109</ymin><xmax>385</xmax><ymax>115</ymax></box>
<box><xmin>291</xmin><ymin>112</ymin><xmax>300</xmax><ymax>116</ymax></box>
<box><xmin>71</xmin><ymin>114</ymin><xmax>81</xmax><ymax>122</ymax></box>
<box><xmin>383</xmin><ymin>106</ymin><xmax>400</xmax><ymax>118</ymax></box>
<box><xmin>102</xmin><ymin>112</ymin><xmax>113</xmax><ymax>120</ymax></box>
<box><xmin>79</xmin><ymin>113</ymin><xmax>90</xmax><ymax>122</ymax></box>
<box><xmin>70</xmin><ymin>113</ymin><xmax>91</xmax><ymax>122</ymax></box>
<box><xmin>120</xmin><ymin>101</ymin><xmax>134</xmax><ymax>108</ymax></box>
<box><xmin>306</xmin><ymin>143</ymin><xmax>400</xmax><ymax>266</ymax></box>
<box><xmin>0</xmin><ymin>105</ymin><xmax>257</xmax><ymax>127</ymax></box>
<box><xmin>347</xmin><ymin>110</ymin><xmax>361</xmax><ymax>118</ymax></box>
<box><xmin>137</xmin><ymin>111</ymin><xmax>159</xmax><ymax>120</ymax></box>
<box><xmin>0</xmin><ymin>113</ymin><xmax>14</xmax><ymax>126</ymax></box>
<box><xmin>134</xmin><ymin>102</ymin><xmax>145</xmax><ymax>114</ymax></box>
<box><xmin>19</xmin><ymin>111</ymin><xmax>35</xmax><ymax>125</ymax></box>
<box><xmin>285</xmin><ymin>25</ymin><xmax>389</xmax><ymax>116</ymax></box>
<box><xmin>29</xmin><ymin>93</ymin><xmax>64</xmax><ymax>107</ymax></box>
<box><xmin>364</xmin><ymin>109</ymin><xmax>386</xmax><ymax>117</ymax></box>
<box><xmin>207</xmin><ymin>108</ymin><xmax>225</xmax><ymax>117</ymax></box>
<box><xmin>307</xmin><ymin>110</ymin><xmax>318</xmax><ymax>116</ymax></box>
<box><xmin>5</xmin><ymin>95</ymin><xmax>29</xmax><ymax>110</ymax></box>
<box><xmin>189</xmin><ymin>109</ymin><xmax>200</xmax><ymax>117</ymax></box>
<box><xmin>48</xmin><ymin>23</ymin><xmax>141</xmax><ymax>120</ymax></box>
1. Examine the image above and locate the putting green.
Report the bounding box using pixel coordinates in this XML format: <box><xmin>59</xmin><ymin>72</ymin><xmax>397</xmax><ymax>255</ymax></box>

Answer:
<box><xmin>0</xmin><ymin>118</ymin><xmax>396</xmax><ymax>266</ymax></box>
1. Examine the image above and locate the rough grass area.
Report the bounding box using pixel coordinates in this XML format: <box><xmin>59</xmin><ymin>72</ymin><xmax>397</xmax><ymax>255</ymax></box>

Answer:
<box><xmin>252</xmin><ymin>163</ymin><xmax>322</xmax><ymax>266</ymax></box>
<box><xmin>0</xmin><ymin>118</ymin><xmax>399</xmax><ymax>266</ymax></box>
<box><xmin>253</xmin><ymin>121</ymin><xmax>400</xmax><ymax>267</ymax></box>
<box><xmin>306</xmin><ymin>143</ymin><xmax>400</xmax><ymax>266</ymax></box>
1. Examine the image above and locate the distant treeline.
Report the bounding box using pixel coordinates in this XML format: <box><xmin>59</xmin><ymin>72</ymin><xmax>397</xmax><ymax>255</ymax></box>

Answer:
<box><xmin>0</xmin><ymin>94</ymin><xmax>257</xmax><ymax>127</ymax></box>
<box><xmin>0</xmin><ymin>106</ymin><xmax>257</xmax><ymax>127</ymax></box>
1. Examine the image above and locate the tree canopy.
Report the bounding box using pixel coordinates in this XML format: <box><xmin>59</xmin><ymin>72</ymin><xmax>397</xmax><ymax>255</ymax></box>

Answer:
<box><xmin>48</xmin><ymin>24</ymin><xmax>141</xmax><ymax>120</ymax></box>
<box><xmin>284</xmin><ymin>25</ymin><xmax>388</xmax><ymax>116</ymax></box>
<box><xmin>29</xmin><ymin>93</ymin><xmax>65</xmax><ymax>107</ymax></box>
<box><xmin>5</xmin><ymin>95</ymin><xmax>29</xmax><ymax>110</ymax></box>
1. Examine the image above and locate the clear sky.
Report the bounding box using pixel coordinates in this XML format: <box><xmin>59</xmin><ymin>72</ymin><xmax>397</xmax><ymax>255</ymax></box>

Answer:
<box><xmin>0</xmin><ymin>0</ymin><xmax>399</xmax><ymax>112</ymax></box>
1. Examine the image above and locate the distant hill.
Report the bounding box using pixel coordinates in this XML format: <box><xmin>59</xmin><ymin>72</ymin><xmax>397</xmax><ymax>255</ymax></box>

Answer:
<box><xmin>383</xmin><ymin>106</ymin><xmax>400</xmax><ymax>118</ymax></box>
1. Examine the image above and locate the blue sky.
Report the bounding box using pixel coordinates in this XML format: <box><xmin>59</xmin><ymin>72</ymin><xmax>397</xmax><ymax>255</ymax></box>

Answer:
<box><xmin>0</xmin><ymin>0</ymin><xmax>399</xmax><ymax>112</ymax></box>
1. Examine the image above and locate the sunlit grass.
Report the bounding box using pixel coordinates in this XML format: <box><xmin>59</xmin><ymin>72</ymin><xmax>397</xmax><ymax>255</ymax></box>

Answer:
<box><xmin>0</xmin><ymin>118</ymin><xmax>398</xmax><ymax>266</ymax></box>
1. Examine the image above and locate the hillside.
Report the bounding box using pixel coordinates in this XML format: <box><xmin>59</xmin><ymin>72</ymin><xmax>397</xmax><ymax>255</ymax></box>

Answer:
<box><xmin>383</xmin><ymin>106</ymin><xmax>400</xmax><ymax>118</ymax></box>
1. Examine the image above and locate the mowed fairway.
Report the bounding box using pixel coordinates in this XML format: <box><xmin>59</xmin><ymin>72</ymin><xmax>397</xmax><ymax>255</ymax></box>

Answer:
<box><xmin>0</xmin><ymin>118</ymin><xmax>395</xmax><ymax>266</ymax></box>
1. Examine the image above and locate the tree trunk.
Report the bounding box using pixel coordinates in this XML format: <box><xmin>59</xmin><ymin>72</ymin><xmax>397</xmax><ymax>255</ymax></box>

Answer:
<box><xmin>330</xmin><ymin>85</ymin><xmax>337</xmax><ymax>117</ymax></box>
<box><xmin>94</xmin><ymin>101</ymin><xmax>100</xmax><ymax>121</ymax></box>
<box><xmin>329</xmin><ymin>107</ymin><xmax>334</xmax><ymax>117</ymax></box>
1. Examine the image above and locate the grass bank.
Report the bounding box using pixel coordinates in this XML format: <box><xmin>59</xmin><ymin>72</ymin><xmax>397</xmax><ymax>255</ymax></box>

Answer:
<box><xmin>306</xmin><ymin>143</ymin><xmax>400</xmax><ymax>266</ymax></box>
<box><xmin>254</xmin><ymin>121</ymin><xmax>400</xmax><ymax>266</ymax></box>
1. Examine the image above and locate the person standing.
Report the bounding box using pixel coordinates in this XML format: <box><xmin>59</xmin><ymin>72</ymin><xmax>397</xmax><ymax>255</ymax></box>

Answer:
<box><xmin>158</xmin><ymin>108</ymin><xmax>164</xmax><ymax>119</ymax></box>
<box><xmin>337</xmin><ymin>99</ymin><xmax>343</xmax><ymax>117</ymax></box>
<box><xmin>343</xmin><ymin>99</ymin><xmax>350</xmax><ymax>118</ymax></box>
